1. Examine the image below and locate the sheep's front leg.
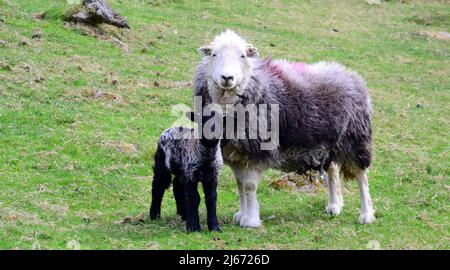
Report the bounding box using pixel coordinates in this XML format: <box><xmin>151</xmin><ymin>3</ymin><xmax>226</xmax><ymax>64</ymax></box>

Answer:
<box><xmin>149</xmin><ymin>172</ymin><xmax>171</xmax><ymax>220</ymax></box>
<box><xmin>173</xmin><ymin>175</ymin><xmax>187</xmax><ymax>221</ymax></box>
<box><xmin>184</xmin><ymin>181</ymin><xmax>201</xmax><ymax>232</ymax></box>
<box><xmin>202</xmin><ymin>179</ymin><xmax>221</xmax><ymax>231</ymax></box>
<box><xmin>231</xmin><ymin>166</ymin><xmax>263</xmax><ymax>228</ymax></box>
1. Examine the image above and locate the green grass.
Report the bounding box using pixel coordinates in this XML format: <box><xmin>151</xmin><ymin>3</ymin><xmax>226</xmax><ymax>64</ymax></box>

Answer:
<box><xmin>0</xmin><ymin>0</ymin><xmax>449</xmax><ymax>250</ymax></box>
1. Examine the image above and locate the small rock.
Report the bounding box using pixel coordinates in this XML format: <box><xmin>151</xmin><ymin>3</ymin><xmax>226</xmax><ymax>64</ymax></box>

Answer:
<box><xmin>66</xmin><ymin>240</ymin><xmax>81</xmax><ymax>250</ymax></box>
<box><xmin>34</xmin><ymin>76</ymin><xmax>45</xmax><ymax>83</ymax></box>
<box><xmin>33</xmin><ymin>12</ymin><xmax>45</xmax><ymax>20</ymax></box>
<box><xmin>366</xmin><ymin>0</ymin><xmax>381</xmax><ymax>4</ymax></box>
<box><xmin>81</xmin><ymin>216</ymin><xmax>90</xmax><ymax>224</ymax></box>
<box><xmin>416</xmin><ymin>103</ymin><xmax>424</xmax><ymax>108</ymax></box>
<box><xmin>19</xmin><ymin>38</ymin><xmax>29</xmax><ymax>46</ymax></box>
<box><xmin>32</xmin><ymin>29</ymin><xmax>43</xmax><ymax>39</ymax></box>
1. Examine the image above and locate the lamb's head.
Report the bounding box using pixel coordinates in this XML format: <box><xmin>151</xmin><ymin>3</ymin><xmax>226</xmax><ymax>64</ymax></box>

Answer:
<box><xmin>198</xmin><ymin>30</ymin><xmax>259</xmax><ymax>96</ymax></box>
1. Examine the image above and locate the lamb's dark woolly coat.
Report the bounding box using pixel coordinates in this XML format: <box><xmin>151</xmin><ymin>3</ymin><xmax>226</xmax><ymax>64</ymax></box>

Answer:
<box><xmin>194</xmin><ymin>59</ymin><xmax>372</xmax><ymax>177</ymax></box>
<box><xmin>150</xmin><ymin>127</ymin><xmax>222</xmax><ymax>231</ymax></box>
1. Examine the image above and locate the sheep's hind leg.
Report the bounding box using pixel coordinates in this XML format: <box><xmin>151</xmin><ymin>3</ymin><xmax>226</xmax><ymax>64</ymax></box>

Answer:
<box><xmin>356</xmin><ymin>168</ymin><xmax>375</xmax><ymax>224</ymax></box>
<box><xmin>202</xmin><ymin>179</ymin><xmax>221</xmax><ymax>231</ymax></box>
<box><xmin>325</xmin><ymin>162</ymin><xmax>344</xmax><ymax>215</ymax></box>
<box><xmin>184</xmin><ymin>181</ymin><xmax>201</xmax><ymax>232</ymax></box>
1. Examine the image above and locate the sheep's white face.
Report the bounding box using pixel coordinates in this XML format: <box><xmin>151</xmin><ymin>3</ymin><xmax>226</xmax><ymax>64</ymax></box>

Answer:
<box><xmin>198</xmin><ymin>31</ymin><xmax>259</xmax><ymax>93</ymax></box>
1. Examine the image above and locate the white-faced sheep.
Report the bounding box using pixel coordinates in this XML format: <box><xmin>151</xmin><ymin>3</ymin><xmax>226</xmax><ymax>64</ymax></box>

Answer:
<box><xmin>150</xmin><ymin>112</ymin><xmax>224</xmax><ymax>232</ymax></box>
<box><xmin>194</xmin><ymin>30</ymin><xmax>375</xmax><ymax>227</ymax></box>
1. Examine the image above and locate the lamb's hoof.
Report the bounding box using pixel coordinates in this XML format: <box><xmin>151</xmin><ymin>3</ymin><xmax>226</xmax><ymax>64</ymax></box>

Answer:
<box><xmin>186</xmin><ymin>223</ymin><xmax>201</xmax><ymax>232</ymax></box>
<box><xmin>208</xmin><ymin>224</ymin><xmax>221</xmax><ymax>232</ymax></box>
<box><xmin>240</xmin><ymin>216</ymin><xmax>262</xmax><ymax>228</ymax></box>
<box><xmin>232</xmin><ymin>211</ymin><xmax>242</xmax><ymax>224</ymax></box>
<box><xmin>149</xmin><ymin>210</ymin><xmax>160</xmax><ymax>220</ymax></box>
<box><xmin>325</xmin><ymin>202</ymin><xmax>343</xmax><ymax>215</ymax></box>
<box><xmin>359</xmin><ymin>211</ymin><xmax>375</xmax><ymax>224</ymax></box>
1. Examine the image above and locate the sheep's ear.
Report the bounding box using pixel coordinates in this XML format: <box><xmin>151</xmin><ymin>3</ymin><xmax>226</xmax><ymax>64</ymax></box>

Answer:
<box><xmin>185</xmin><ymin>111</ymin><xmax>195</xmax><ymax>122</ymax></box>
<box><xmin>197</xmin><ymin>46</ymin><xmax>212</xmax><ymax>56</ymax></box>
<box><xmin>246</xmin><ymin>44</ymin><xmax>259</xmax><ymax>58</ymax></box>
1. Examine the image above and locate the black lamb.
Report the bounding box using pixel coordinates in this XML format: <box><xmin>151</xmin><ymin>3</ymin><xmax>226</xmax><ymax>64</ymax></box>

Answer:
<box><xmin>150</xmin><ymin>112</ymin><xmax>224</xmax><ymax>232</ymax></box>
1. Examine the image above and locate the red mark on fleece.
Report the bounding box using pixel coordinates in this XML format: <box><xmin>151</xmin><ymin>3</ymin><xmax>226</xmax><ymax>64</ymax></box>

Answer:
<box><xmin>268</xmin><ymin>61</ymin><xmax>308</xmax><ymax>79</ymax></box>
<box><xmin>291</xmin><ymin>62</ymin><xmax>307</xmax><ymax>72</ymax></box>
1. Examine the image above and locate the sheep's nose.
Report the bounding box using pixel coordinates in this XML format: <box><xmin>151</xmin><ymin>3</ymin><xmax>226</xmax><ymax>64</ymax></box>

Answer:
<box><xmin>221</xmin><ymin>75</ymin><xmax>234</xmax><ymax>82</ymax></box>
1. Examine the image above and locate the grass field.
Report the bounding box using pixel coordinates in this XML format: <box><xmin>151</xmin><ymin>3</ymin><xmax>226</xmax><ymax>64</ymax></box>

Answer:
<box><xmin>0</xmin><ymin>0</ymin><xmax>449</xmax><ymax>250</ymax></box>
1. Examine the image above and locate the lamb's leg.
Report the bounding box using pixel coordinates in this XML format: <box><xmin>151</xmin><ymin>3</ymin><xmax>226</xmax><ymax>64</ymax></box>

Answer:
<box><xmin>173</xmin><ymin>175</ymin><xmax>187</xmax><ymax>221</ymax></box>
<box><xmin>325</xmin><ymin>162</ymin><xmax>344</xmax><ymax>215</ymax></box>
<box><xmin>149</xmin><ymin>146</ymin><xmax>171</xmax><ymax>220</ymax></box>
<box><xmin>356</xmin><ymin>168</ymin><xmax>375</xmax><ymax>224</ymax></box>
<box><xmin>184</xmin><ymin>181</ymin><xmax>201</xmax><ymax>232</ymax></box>
<box><xmin>232</xmin><ymin>166</ymin><xmax>263</xmax><ymax>228</ymax></box>
<box><xmin>202</xmin><ymin>179</ymin><xmax>220</xmax><ymax>231</ymax></box>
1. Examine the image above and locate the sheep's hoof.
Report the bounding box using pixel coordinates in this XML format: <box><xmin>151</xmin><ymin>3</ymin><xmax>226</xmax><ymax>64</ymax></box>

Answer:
<box><xmin>359</xmin><ymin>211</ymin><xmax>375</xmax><ymax>224</ymax></box>
<box><xmin>232</xmin><ymin>211</ymin><xmax>242</xmax><ymax>224</ymax></box>
<box><xmin>325</xmin><ymin>202</ymin><xmax>343</xmax><ymax>215</ymax></box>
<box><xmin>240</xmin><ymin>216</ymin><xmax>262</xmax><ymax>228</ymax></box>
<box><xmin>208</xmin><ymin>224</ymin><xmax>221</xmax><ymax>232</ymax></box>
<box><xmin>186</xmin><ymin>224</ymin><xmax>201</xmax><ymax>232</ymax></box>
<box><xmin>149</xmin><ymin>210</ymin><xmax>160</xmax><ymax>220</ymax></box>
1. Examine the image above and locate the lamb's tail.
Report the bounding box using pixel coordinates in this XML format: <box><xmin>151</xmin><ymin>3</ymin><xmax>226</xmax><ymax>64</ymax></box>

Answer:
<box><xmin>149</xmin><ymin>144</ymin><xmax>172</xmax><ymax>220</ymax></box>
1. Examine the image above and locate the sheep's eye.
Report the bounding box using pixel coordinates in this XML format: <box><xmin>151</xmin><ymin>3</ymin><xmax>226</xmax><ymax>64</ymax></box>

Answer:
<box><xmin>212</xmin><ymin>54</ymin><xmax>217</xmax><ymax>57</ymax></box>
<box><xmin>240</xmin><ymin>55</ymin><xmax>245</xmax><ymax>58</ymax></box>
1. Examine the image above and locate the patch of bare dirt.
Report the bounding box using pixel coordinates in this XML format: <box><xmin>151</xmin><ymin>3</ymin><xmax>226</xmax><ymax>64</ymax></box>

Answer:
<box><xmin>270</xmin><ymin>172</ymin><xmax>325</xmax><ymax>193</ymax></box>
<box><xmin>36</xmin><ymin>201</ymin><xmax>69</xmax><ymax>217</ymax></box>
<box><xmin>63</xmin><ymin>21</ymin><xmax>130</xmax><ymax>52</ymax></box>
<box><xmin>74</xmin><ymin>89</ymin><xmax>124</xmax><ymax>103</ymax></box>
<box><xmin>115</xmin><ymin>212</ymin><xmax>146</xmax><ymax>225</ymax></box>
<box><xmin>91</xmin><ymin>89</ymin><xmax>124</xmax><ymax>102</ymax></box>
<box><xmin>101</xmin><ymin>141</ymin><xmax>138</xmax><ymax>156</ymax></box>
<box><xmin>0</xmin><ymin>208</ymin><xmax>41</xmax><ymax>225</ymax></box>
<box><xmin>412</xmin><ymin>30</ymin><xmax>450</xmax><ymax>41</ymax></box>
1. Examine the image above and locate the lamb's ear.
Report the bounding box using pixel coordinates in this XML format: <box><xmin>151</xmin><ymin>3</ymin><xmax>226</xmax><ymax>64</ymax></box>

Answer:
<box><xmin>246</xmin><ymin>44</ymin><xmax>259</xmax><ymax>58</ymax></box>
<box><xmin>197</xmin><ymin>46</ymin><xmax>212</xmax><ymax>56</ymax></box>
<box><xmin>185</xmin><ymin>111</ymin><xmax>195</xmax><ymax>122</ymax></box>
